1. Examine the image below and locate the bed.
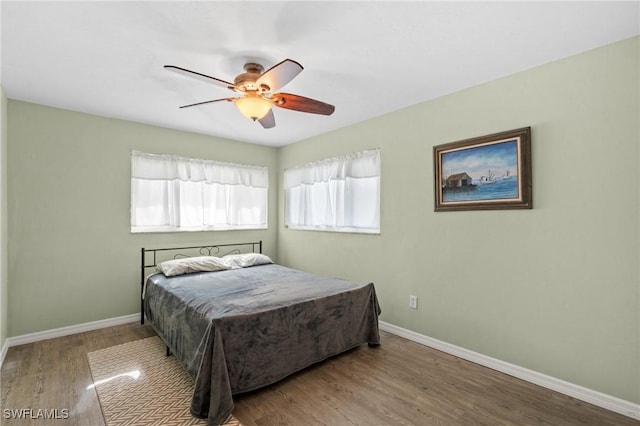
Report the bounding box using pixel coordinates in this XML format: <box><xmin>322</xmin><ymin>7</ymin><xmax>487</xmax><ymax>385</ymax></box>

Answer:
<box><xmin>140</xmin><ymin>241</ymin><xmax>381</xmax><ymax>426</ymax></box>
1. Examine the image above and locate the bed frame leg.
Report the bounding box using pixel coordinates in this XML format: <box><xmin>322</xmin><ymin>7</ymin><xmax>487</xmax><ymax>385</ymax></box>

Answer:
<box><xmin>166</xmin><ymin>346</ymin><xmax>172</xmax><ymax>357</ymax></box>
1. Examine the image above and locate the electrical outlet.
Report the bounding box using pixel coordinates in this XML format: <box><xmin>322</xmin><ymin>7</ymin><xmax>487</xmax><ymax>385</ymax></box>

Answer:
<box><xmin>409</xmin><ymin>295</ymin><xmax>418</xmax><ymax>309</ymax></box>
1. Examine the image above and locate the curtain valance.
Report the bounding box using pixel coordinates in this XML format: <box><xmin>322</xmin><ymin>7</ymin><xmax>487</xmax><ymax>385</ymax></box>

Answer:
<box><xmin>132</xmin><ymin>151</ymin><xmax>268</xmax><ymax>187</ymax></box>
<box><xmin>283</xmin><ymin>149</ymin><xmax>380</xmax><ymax>189</ymax></box>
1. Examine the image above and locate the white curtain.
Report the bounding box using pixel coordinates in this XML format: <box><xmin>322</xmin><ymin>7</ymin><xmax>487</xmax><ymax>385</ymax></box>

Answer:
<box><xmin>131</xmin><ymin>151</ymin><xmax>268</xmax><ymax>232</ymax></box>
<box><xmin>284</xmin><ymin>149</ymin><xmax>380</xmax><ymax>233</ymax></box>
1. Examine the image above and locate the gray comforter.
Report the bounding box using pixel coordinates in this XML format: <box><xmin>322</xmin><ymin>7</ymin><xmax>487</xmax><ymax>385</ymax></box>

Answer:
<box><xmin>143</xmin><ymin>264</ymin><xmax>381</xmax><ymax>425</ymax></box>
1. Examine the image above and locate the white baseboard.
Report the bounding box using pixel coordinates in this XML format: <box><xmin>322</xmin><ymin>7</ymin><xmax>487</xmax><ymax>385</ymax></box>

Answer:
<box><xmin>0</xmin><ymin>339</ymin><xmax>8</xmax><ymax>369</ymax></box>
<box><xmin>0</xmin><ymin>313</ymin><xmax>139</xmax><ymax>367</ymax></box>
<box><xmin>379</xmin><ymin>321</ymin><xmax>640</xmax><ymax>421</ymax></box>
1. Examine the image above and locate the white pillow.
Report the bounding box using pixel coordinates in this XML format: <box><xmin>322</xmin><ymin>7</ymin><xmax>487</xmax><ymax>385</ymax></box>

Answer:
<box><xmin>222</xmin><ymin>253</ymin><xmax>273</xmax><ymax>269</ymax></box>
<box><xmin>157</xmin><ymin>256</ymin><xmax>229</xmax><ymax>277</ymax></box>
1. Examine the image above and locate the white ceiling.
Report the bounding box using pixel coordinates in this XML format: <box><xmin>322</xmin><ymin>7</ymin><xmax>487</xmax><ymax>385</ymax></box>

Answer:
<box><xmin>1</xmin><ymin>1</ymin><xmax>638</xmax><ymax>147</ymax></box>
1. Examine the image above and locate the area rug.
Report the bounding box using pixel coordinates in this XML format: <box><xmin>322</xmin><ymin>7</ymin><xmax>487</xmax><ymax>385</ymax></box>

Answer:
<box><xmin>87</xmin><ymin>336</ymin><xmax>241</xmax><ymax>426</ymax></box>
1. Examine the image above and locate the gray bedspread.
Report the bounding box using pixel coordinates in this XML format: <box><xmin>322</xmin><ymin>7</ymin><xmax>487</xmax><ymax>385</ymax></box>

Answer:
<box><xmin>143</xmin><ymin>264</ymin><xmax>381</xmax><ymax>425</ymax></box>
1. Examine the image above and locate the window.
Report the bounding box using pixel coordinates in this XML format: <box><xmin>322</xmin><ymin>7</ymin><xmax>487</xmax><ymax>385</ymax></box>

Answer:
<box><xmin>284</xmin><ymin>149</ymin><xmax>380</xmax><ymax>234</ymax></box>
<box><xmin>131</xmin><ymin>151</ymin><xmax>268</xmax><ymax>233</ymax></box>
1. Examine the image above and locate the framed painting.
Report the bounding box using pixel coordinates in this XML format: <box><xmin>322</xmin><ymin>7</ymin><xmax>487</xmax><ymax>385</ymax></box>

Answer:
<box><xmin>434</xmin><ymin>127</ymin><xmax>532</xmax><ymax>211</ymax></box>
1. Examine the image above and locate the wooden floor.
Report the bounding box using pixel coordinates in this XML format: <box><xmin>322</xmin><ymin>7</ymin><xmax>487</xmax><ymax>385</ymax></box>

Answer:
<box><xmin>1</xmin><ymin>322</ymin><xmax>637</xmax><ymax>426</ymax></box>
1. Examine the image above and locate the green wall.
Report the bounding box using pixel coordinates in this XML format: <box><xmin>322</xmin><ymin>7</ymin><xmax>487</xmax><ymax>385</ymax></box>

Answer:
<box><xmin>278</xmin><ymin>37</ymin><xmax>639</xmax><ymax>403</ymax></box>
<box><xmin>7</xmin><ymin>103</ymin><xmax>278</xmax><ymax>336</ymax></box>
<box><xmin>0</xmin><ymin>85</ymin><xmax>7</xmax><ymax>352</ymax></box>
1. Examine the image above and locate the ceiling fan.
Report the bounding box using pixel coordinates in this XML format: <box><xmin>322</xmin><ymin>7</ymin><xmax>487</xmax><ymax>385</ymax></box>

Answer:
<box><xmin>164</xmin><ymin>59</ymin><xmax>335</xmax><ymax>129</ymax></box>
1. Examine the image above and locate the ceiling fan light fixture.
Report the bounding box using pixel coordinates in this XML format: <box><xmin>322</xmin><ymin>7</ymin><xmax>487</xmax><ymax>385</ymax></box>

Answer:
<box><xmin>166</xmin><ymin>58</ymin><xmax>335</xmax><ymax>129</ymax></box>
<box><xmin>234</xmin><ymin>94</ymin><xmax>272</xmax><ymax>120</ymax></box>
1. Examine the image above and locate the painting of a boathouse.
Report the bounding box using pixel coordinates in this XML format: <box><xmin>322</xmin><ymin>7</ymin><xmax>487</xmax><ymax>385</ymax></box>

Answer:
<box><xmin>434</xmin><ymin>127</ymin><xmax>532</xmax><ymax>211</ymax></box>
<box><xmin>446</xmin><ymin>172</ymin><xmax>474</xmax><ymax>189</ymax></box>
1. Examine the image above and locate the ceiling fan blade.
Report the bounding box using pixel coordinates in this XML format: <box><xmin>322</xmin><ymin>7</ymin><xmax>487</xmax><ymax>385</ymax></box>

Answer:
<box><xmin>165</xmin><ymin>65</ymin><xmax>235</xmax><ymax>90</ymax></box>
<box><xmin>256</xmin><ymin>59</ymin><xmax>303</xmax><ymax>92</ymax></box>
<box><xmin>179</xmin><ymin>98</ymin><xmax>233</xmax><ymax>109</ymax></box>
<box><xmin>272</xmin><ymin>93</ymin><xmax>335</xmax><ymax>115</ymax></box>
<box><xmin>258</xmin><ymin>109</ymin><xmax>276</xmax><ymax>129</ymax></box>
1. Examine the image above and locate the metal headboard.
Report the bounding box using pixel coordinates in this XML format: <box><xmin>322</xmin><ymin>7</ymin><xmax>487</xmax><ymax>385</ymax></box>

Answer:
<box><xmin>140</xmin><ymin>240</ymin><xmax>263</xmax><ymax>324</ymax></box>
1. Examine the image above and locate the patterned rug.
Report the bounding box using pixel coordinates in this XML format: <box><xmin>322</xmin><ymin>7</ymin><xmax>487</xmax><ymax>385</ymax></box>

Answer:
<box><xmin>87</xmin><ymin>336</ymin><xmax>241</xmax><ymax>426</ymax></box>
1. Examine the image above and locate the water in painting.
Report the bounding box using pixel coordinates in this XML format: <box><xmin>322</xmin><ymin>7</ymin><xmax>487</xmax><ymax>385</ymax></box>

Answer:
<box><xmin>441</xmin><ymin>139</ymin><xmax>520</xmax><ymax>203</ymax></box>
